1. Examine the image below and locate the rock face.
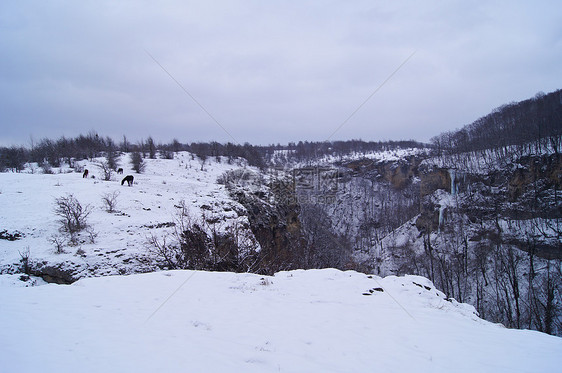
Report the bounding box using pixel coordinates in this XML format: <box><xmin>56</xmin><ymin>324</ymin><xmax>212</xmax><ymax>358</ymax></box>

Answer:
<box><xmin>508</xmin><ymin>154</ymin><xmax>562</xmax><ymax>202</ymax></box>
<box><xmin>30</xmin><ymin>261</ymin><xmax>80</xmax><ymax>284</ymax></box>
<box><xmin>344</xmin><ymin>157</ymin><xmax>420</xmax><ymax>190</ymax></box>
<box><xmin>376</xmin><ymin>151</ymin><xmax>562</xmax><ymax>335</ymax></box>
<box><xmin>419</xmin><ymin>168</ymin><xmax>451</xmax><ymax>197</ymax></box>
<box><xmin>415</xmin><ymin>200</ymin><xmax>440</xmax><ymax>233</ymax></box>
<box><xmin>413</xmin><ymin>154</ymin><xmax>562</xmax><ymax>240</ymax></box>
<box><xmin>385</xmin><ymin>159</ymin><xmax>420</xmax><ymax>189</ymax></box>
<box><xmin>306</xmin><ymin>150</ymin><xmax>562</xmax><ymax>334</ymax></box>
<box><xmin>228</xmin><ymin>177</ymin><xmax>306</xmax><ymax>274</ymax></box>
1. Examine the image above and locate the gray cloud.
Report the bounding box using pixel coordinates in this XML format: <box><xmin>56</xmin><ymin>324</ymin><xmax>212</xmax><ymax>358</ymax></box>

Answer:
<box><xmin>1</xmin><ymin>0</ymin><xmax>561</xmax><ymax>147</ymax></box>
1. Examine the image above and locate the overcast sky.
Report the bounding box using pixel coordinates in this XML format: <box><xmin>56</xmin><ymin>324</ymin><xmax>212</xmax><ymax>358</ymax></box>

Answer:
<box><xmin>1</xmin><ymin>1</ymin><xmax>561</xmax><ymax>147</ymax></box>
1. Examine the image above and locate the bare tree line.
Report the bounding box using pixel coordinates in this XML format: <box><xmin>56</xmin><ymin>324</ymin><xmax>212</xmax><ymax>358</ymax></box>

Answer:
<box><xmin>431</xmin><ymin>89</ymin><xmax>562</xmax><ymax>160</ymax></box>
<box><xmin>1</xmin><ymin>131</ymin><xmax>427</xmax><ymax>173</ymax></box>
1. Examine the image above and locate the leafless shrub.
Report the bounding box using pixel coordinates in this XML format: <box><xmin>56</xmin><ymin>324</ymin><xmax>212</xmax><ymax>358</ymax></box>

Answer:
<box><xmin>94</xmin><ymin>159</ymin><xmax>113</xmax><ymax>181</ymax></box>
<box><xmin>147</xmin><ymin>202</ymin><xmax>207</xmax><ymax>269</ymax></box>
<box><xmin>147</xmin><ymin>200</ymin><xmax>260</xmax><ymax>272</ymax></box>
<box><xmin>49</xmin><ymin>234</ymin><xmax>66</xmax><ymax>254</ymax></box>
<box><xmin>161</xmin><ymin>150</ymin><xmax>174</xmax><ymax>159</ymax></box>
<box><xmin>101</xmin><ymin>191</ymin><xmax>120</xmax><ymax>212</ymax></box>
<box><xmin>53</xmin><ymin>194</ymin><xmax>92</xmax><ymax>234</ymax></box>
<box><xmin>86</xmin><ymin>226</ymin><xmax>98</xmax><ymax>244</ymax></box>
<box><xmin>41</xmin><ymin>162</ymin><xmax>53</xmax><ymax>174</ymax></box>
<box><xmin>217</xmin><ymin>168</ymin><xmax>253</xmax><ymax>186</ymax></box>
<box><xmin>147</xmin><ymin>234</ymin><xmax>178</xmax><ymax>269</ymax></box>
<box><xmin>19</xmin><ymin>247</ymin><xmax>31</xmax><ymax>274</ymax></box>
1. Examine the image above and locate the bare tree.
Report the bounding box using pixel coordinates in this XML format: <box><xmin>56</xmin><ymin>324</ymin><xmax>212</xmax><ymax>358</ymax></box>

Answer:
<box><xmin>106</xmin><ymin>142</ymin><xmax>119</xmax><ymax>171</ymax></box>
<box><xmin>147</xmin><ymin>136</ymin><xmax>156</xmax><ymax>159</ymax></box>
<box><xmin>147</xmin><ymin>200</ymin><xmax>260</xmax><ymax>272</ymax></box>
<box><xmin>147</xmin><ymin>234</ymin><xmax>179</xmax><ymax>269</ymax></box>
<box><xmin>101</xmin><ymin>191</ymin><xmax>120</xmax><ymax>213</ymax></box>
<box><xmin>94</xmin><ymin>159</ymin><xmax>113</xmax><ymax>181</ymax></box>
<box><xmin>53</xmin><ymin>194</ymin><xmax>92</xmax><ymax>235</ymax></box>
<box><xmin>120</xmin><ymin>135</ymin><xmax>130</xmax><ymax>153</ymax></box>
<box><xmin>131</xmin><ymin>151</ymin><xmax>145</xmax><ymax>173</ymax></box>
<box><xmin>19</xmin><ymin>247</ymin><xmax>31</xmax><ymax>274</ymax></box>
<box><xmin>49</xmin><ymin>234</ymin><xmax>66</xmax><ymax>254</ymax></box>
<box><xmin>198</xmin><ymin>153</ymin><xmax>207</xmax><ymax>171</ymax></box>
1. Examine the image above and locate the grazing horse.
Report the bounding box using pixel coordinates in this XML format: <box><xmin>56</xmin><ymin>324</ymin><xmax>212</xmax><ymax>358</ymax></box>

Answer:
<box><xmin>121</xmin><ymin>175</ymin><xmax>134</xmax><ymax>186</ymax></box>
<box><xmin>117</xmin><ymin>168</ymin><xmax>123</xmax><ymax>174</ymax></box>
<box><xmin>82</xmin><ymin>169</ymin><xmax>89</xmax><ymax>178</ymax></box>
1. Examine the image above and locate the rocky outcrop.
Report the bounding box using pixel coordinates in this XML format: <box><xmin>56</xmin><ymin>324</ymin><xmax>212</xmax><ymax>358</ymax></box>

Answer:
<box><xmin>228</xmin><ymin>178</ymin><xmax>306</xmax><ymax>274</ymax></box>
<box><xmin>419</xmin><ymin>168</ymin><xmax>450</xmax><ymax>197</ymax></box>
<box><xmin>30</xmin><ymin>261</ymin><xmax>81</xmax><ymax>284</ymax></box>
<box><xmin>415</xmin><ymin>201</ymin><xmax>440</xmax><ymax>233</ymax></box>
<box><xmin>508</xmin><ymin>154</ymin><xmax>562</xmax><ymax>202</ymax></box>
<box><xmin>386</xmin><ymin>162</ymin><xmax>417</xmax><ymax>189</ymax></box>
<box><xmin>344</xmin><ymin>157</ymin><xmax>420</xmax><ymax>190</ymax></box>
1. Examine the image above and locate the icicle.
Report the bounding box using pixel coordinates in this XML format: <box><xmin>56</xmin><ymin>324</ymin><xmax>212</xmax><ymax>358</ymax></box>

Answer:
<box><xmin>449</xmin><ymin>169</ymin><xmax>457</xmax><ymax>196</ymax></box>
<box><xmin>438</xmin><ymin>205</ymin><xmax>445</xmax><ymax>233</ymax></box>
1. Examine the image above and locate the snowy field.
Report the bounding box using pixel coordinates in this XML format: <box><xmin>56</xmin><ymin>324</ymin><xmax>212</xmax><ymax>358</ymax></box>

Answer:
<box><xmin>0</xmin><ymin>152</ymin><xmax>256</xmax><ymax>277</ymax></box>
<box><xmin>1</xmin><ymin>269</ymin><xmax>561</xmax><ymax>372</ymax></box>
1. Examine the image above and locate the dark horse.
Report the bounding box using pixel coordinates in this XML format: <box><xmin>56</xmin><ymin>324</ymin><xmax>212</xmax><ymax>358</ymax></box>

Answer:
<box><xmin>117</xmin><ymin>168</ymin><xmax>123</xmax><ymax>174</ymax></box>
<box><xmin>121</xmin><ymin>175</ymin><xmax>134</xmax><ymax>186</ymax></box>
<box><xmin>82</xmin><ymin>169</ymin><xmax>89</xmax><ymax>178</ymax></box>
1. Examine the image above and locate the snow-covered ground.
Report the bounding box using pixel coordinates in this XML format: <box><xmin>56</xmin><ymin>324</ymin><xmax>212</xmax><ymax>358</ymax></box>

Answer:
<box><xmin>0</xmin><ymin>152</ymin><xmax>256</xmax><ymax>277</ymax></box>
<box><xmin>275</xmin><ymin>147</ymin><xmax>430</xmax><ymax>168</ymax></box>
<box><xmin>2</xmin><ymin>269</ymin><xmax>561</xmax><ymax>372</ymax></box>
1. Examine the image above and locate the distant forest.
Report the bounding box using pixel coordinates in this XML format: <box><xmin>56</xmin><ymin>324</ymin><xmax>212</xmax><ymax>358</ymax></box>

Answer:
<box><xmin>432</xmin><ymin>89</ymin><xmax>562</xmax><ymax>157</ymax></box>
<box><xmin>0</xmin><ymin>132</ymin><xmax>425</xmax><ymax>173</ymax></box>
<box><xmin>1</xmin><ymin>88</ymin><xmax>561</xmax><ymax>171</ymax></box>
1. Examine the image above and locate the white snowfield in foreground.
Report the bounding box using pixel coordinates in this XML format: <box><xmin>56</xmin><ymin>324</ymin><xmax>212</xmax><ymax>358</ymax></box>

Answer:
<box><xmin>1</xmin><ymin>269</ymin><xmax>561</xmax><ymax>372</ymax></box>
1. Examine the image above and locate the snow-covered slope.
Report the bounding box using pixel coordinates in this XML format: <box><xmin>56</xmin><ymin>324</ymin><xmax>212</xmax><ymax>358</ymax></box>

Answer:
<box><xmin>1</xmin><ymin>268</ymin><xmax>561</xmax><ymax>372</ymax></box>
<box><xmin>0</xmin><ymin>152</ymin><xmax>256</xmax><ymax>279</ymax></box>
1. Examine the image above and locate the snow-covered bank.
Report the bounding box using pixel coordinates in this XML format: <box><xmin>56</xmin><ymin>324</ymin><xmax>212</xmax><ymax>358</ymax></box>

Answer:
<box><xmin>1</xmin><ymin>269</ymin><xmax>560</xmax><ymax>372</ymax></box>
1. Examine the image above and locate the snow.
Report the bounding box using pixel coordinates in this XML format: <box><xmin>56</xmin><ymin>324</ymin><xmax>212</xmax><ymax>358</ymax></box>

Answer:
<box><xmin>275</xmin><ymin>148</ymin><xmax>430</xmax><ymax>168</ymax></box>
<box><xmin>421</xmin><ymin>142</ymin><xmax>562</xmax><ymax>175</ymax></box>
<box><xmin>0</xmin><ymin>152</ymin><xmax>257</xmax><ymax>277</ymax></box>
<box><xmin>1</xmin><ymin>268</ymin><xmax>561</xmax><ymax>373</ymax></box>
<box><xmin>355</xmin><ymin>147</ymin><xmax>429</xmax><ymax>162</ymax></box>
<box><xmin>0</xmin><ymin>273</ymin><xmax>47</xmax><ymax>287</ymax></box>
<box><xmin>1</xmin><ymin>151</ymin><xmax>562</xmax><ymax>371</ymax></box>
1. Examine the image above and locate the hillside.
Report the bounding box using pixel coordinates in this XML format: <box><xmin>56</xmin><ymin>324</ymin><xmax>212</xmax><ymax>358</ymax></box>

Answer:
<box><xmin>294</xmin><ymin>145</ymin><xmax>562</xmax><ymax>335</ymax></box>
<box><xmin>0</xmin><ymin>152</ymin><xmax>259</xmax><ymax>281</ymax></box>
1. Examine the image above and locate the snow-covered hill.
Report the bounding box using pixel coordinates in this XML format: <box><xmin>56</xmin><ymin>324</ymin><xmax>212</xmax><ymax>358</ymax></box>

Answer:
<box><xmin>2</xmin><ymin>268</ymin><xmax>561</xmax><ymax>372</ymax></box>
<box><xmin>0</xmin><ymin>152</ymin><xmax>257</xmax><ymax>280</ymax></box>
